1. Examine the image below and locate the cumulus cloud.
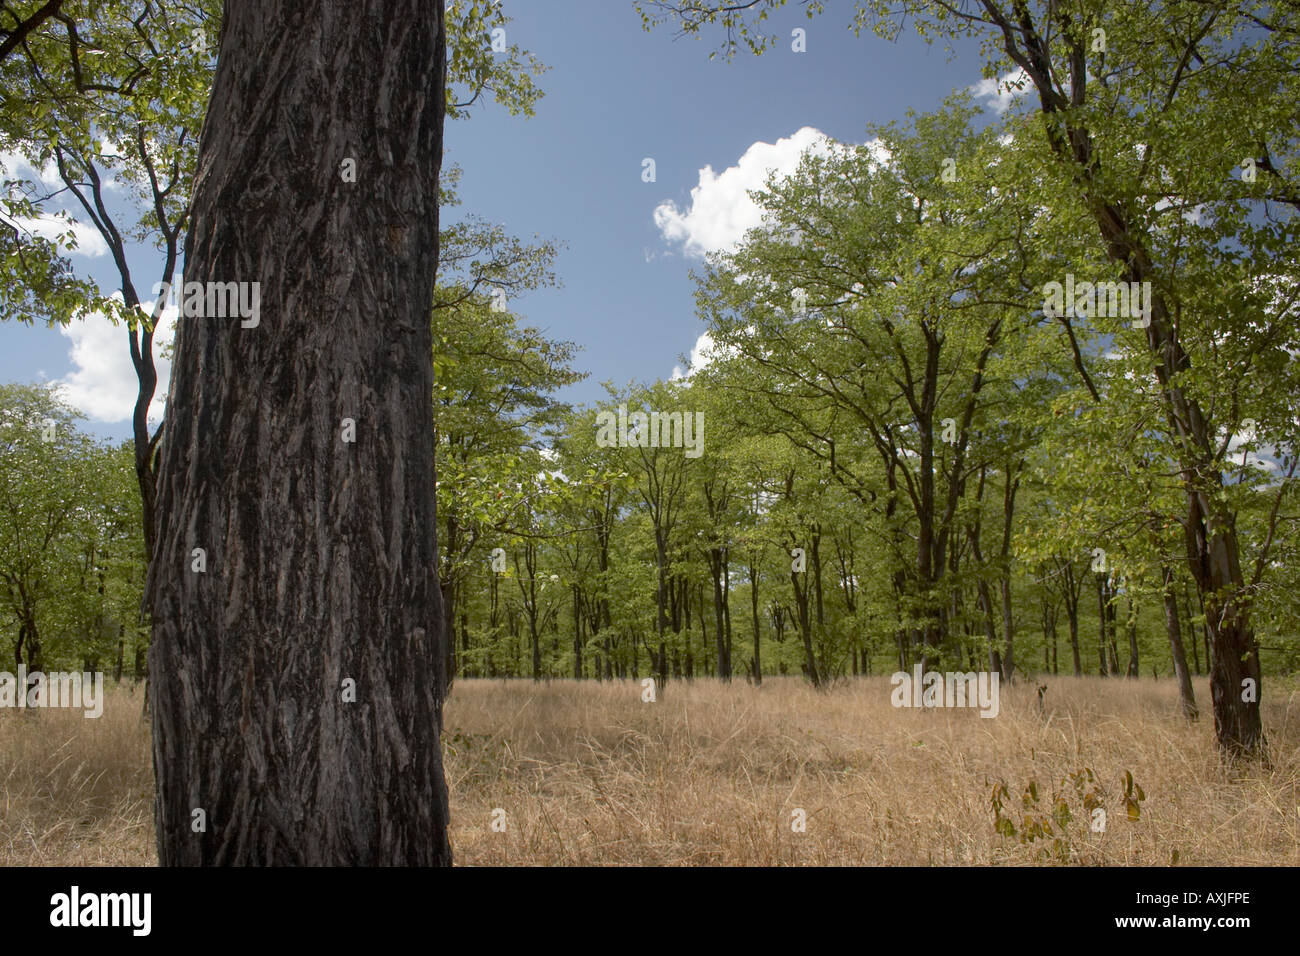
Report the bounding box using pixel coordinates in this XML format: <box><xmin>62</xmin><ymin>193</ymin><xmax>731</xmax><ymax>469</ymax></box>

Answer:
<box><xmin>0</xmin><ymin>149</ymin><xmax>62</xmax><ymax>188</ymax></box>
<box><xmin>1</xmin><ymin>147</ymin><xmax>121</xmax><ymax>259</ymax></box>
<box><xmin>15</xmin><ymin>212</ymin><xmax>109</xmax><ymax>258</ymax></box>
<box><xmin>970</xmin><ymin>68</ymin><xmax>1030</xmax><ymax>113</ymax></box>
<box><xmin>653</xmin><ymin>127</ymin><xmax>836</xmax><ymax>259</ymax></box>
<box><xmin>671</xmin><ymin>329</ymin><xmax>743</xmax><ymax>380</ymax></box>
<box><xmin>671</xmin><ymin>330</ymin><xmax>714</xmax><ymax>379</ymax></box>
<box><xmin>55</xmin><ymin>296</ymin><xmax>173</xmax><ymax>425</ymax></box>
<box><xmin>1225</xmin><ymin>424</ymin><xmax>1282</xmax><ymax>476</ymax></box>
<box><xmin>656</xmin><ymin>130</ymin><xmax>888</xmax><ymax>378</ymax></box>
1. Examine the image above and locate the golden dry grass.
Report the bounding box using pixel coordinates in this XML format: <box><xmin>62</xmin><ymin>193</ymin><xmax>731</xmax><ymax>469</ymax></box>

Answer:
<box><xmin>0</xmin><ymin>682</ymin><xmax>153</xmax><ymax>865</ymax></box>
<box><xmin>3</xmin><ymin>675</ymin><xmax>1298</xmax><ymax>866</ymax></box>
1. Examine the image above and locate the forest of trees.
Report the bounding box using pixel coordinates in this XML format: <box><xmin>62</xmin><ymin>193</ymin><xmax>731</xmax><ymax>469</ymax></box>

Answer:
<box><xmin>0</xmin><ymin>0</ymin><xmax>1296</xmax><ymax>867</ymax></box>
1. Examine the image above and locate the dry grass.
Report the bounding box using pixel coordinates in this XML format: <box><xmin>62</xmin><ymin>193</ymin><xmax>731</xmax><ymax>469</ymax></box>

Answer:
<box><xmin>0</xmin><ymin>682</ymin><xmax>153</xmax><ymax>865</ymax></box>
<box><xmin>3</xmin><ymin>675</ymin><xmax>1299</xmax><ymax>865</ymax></box>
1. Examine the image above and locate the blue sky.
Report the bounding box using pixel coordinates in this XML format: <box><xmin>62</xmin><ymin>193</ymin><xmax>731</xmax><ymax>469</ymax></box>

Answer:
<box><xmin>0</xmin><ymin>0</ymin><xmax>1000</xmax><ymax>442</ymax></box>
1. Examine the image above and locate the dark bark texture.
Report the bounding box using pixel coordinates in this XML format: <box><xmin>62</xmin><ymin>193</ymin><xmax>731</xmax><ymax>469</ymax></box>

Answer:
<box><xmin>147</xmin><ymin>0</ymin><xmax>451</xmax><ymax>865</ymax></box>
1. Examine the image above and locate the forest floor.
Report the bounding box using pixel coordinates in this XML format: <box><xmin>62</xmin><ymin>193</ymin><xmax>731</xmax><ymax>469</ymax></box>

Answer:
<box><xmin>2</xmin><ymin>675</ymin><xmax>1298</xmax><ymax>865</ymax></box>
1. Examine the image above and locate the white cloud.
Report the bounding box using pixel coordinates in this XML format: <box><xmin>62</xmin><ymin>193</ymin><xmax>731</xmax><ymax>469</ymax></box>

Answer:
<box><xmin>15</xmin><ymin>212</ymin><xmax>109</xmax><ymax>258</ymax></box>
<box><xmin>0</xmin><ymin>149</ymin><xmax>62</xmax><ymax>188</ymax></box>
<box><xmin>970</xmin><ymin>68</ymin><xmax>1030</xmax><ymax>113</ymax></box>
<box><xmin>657</xmin><ymin>131</ymin><xmax>888</xmax><ymax>377</ymax></box>
<box><xmin>1225</xmin><ymin>426</ymin><xmax>1281</xmax><ymax>476</ymax></box>
<box><xmin>672</xmin><ymin>329</ymin><xmax>742</xmax><ymax>380</ymax></box>
<box><xmin>653</xmin><ymin>127</ymin><xmax>836</xmax><ymax>258</ymax></box>
<box><xmin>55</xmin><ymin>297</ymin><xmax>173</xmax><ymax>424</ymax></box>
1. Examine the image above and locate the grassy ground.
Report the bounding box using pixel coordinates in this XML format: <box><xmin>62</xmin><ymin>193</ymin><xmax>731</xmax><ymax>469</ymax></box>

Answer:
<box><xmin>3</xmin><ymin>675</ymin><xmax>1298</xmax><ymax>865</ymax></box>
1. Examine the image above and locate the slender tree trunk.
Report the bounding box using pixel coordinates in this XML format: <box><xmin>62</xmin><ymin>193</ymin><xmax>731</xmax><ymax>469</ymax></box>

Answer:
<box><xmin>710</xmin><ymin>548</ymin><xmax>730</xmax><ymax>680</ymax></box>
<box><xmin>791</xmin><ymin>559</ymin><xmax>820</xmax><ymax>687</ymax></box>
<box><xmin>748</xmin><ymin>558</ymin><xmax>761</xmax><ymax>685</ymax></box>
<box><xmin>999</xmin><ymin>576</ymin><xmax>1015</xmax><ymax>682</ymax></box>
<box><xmin>654</xmin><ymin>534</ymin><xmax>668</xmax><ymax>689</ymax></box>
<box><xmin>1042</xmin><ymin>599</ymin><xmax>1058</xmax><ymax>676</ymax></box>
<box><xmin>1096</xmin><ymin>575</ymin><xmax>1109</xmax><ymax>677</ymax></box>
<box><xmin>146</xmin><ymin>0</ymin><xmax>451</xmax><ymax>865</ymax></box>
<box><xmin>1183</xmin><ymin>588</ymin><xmax>1200</xmax><ymax>675</ymax></box>
<box><xmin>1106</xmin><ymin>590</ymin><xmax>1121</xmax><ymax>676</ymax></box>
<box><xmin>1066</xmin><ymin>594</ymin><xmax>1082</xmax><ymax>677</ymax></box>
<box><xmin>977</xmin><ymin>579</ymin><xmax>998</xmax><ymax>673</ymax></box>
<box><xmin>573</xmin><ymin>585</ymin><xmax>583</xmax><ymax>679</ymax></box>
<box><xmin>1125</xmin><ymin>593</ymin><xmax>1139</xmax><ymax>678</ymax></box>
<box><xmin>997</xmin><ymin>462</ymin><xmax>1021</xmax><ymax>682</ymax></box>
<box><xmin>1163</xmin><ymin>566</ymin><xmax>1198</xmax><ymax>720</ymax></box>
<box><xmin>441</xmin><ymin>575</ymin><xmax>457</xmax><ymax>690</ymax></box>
<box><xmin>455</xmin><ymin>610</ymin><xmax>467</xmax><ymax>676</ymax></box>
<box><xmin>531</xmin><ymin>610</ymin><xmax>541</xmax><ymax>680</ymax></box>
<box><xmin>723</xmin><ymin>555</ymin><xmax>732</xmax><ymax>669</ymax></box>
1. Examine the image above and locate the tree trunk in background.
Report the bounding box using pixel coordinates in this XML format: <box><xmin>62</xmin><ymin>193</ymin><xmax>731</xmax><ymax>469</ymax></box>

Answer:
<box><xmin>997</xmin><ymin>462</ymin><xmax>1021</xmax><ymax>682</ymax></box>
<box><xmin>1105</xmin><ymin>590</ymin><xmax>1121</xmax><ymax>676</ymax></box>
<box><xmin>1183</xmin><ymin>589</ymin><xmax>1200</xmax><ymax>675</ymax></box>
<box><xmin>147</xmin><ymin>0</ymin><xmax>451</xmax><ymax>865</ymax></box>
<box><xmin>654</xmin><ymin>532</ymin><xmax>668</xmax><ymax>689</ymax></box>
<box><xmin>440</xmin><ymin>575</ymin><xmax>457</xmax><ymax>691</ymax></box>
<box><xmin>1096</xmin><ymin>575</ymin><xmax>1109</xmax><ymax>676</ymax></box>
<box><xmin>1041</xmin><ymin>598</ymin><xmax>1058</xmax><ymax>676</ymax></box>
<box><xmin>999</xmin><ymin>576</ymin><xmax>1015</xmax><ymax>682</ymax></box>
<box><xmin>1125</xmin><ymin>594</ymin><xmax>1139</xmax><ymax>678</ymax></box>
<box><xmin>976</xmin><ymin>579</ymin><xmax>998</xmax><ymax>674</ymax></box>
<box><xmin>1163</xmin><ymin>567</ymin><xmax>1198</xmax><ymax>720</ymax></box>
<box><xmin>1066</xmin><ymin>598</ymin><xmax>1081</xmax><ymax>676</ymax></box>
<box><xmin>791</xmin><ymin>560</ymin><xmax>820</xmax><ymax>687</ymax></box>
<box><xmin>572</xmin><ymin>585</ymin><xmax>584</xmax><ymax>678</ymax></box>
<box><xmin>748</xmin><ymin>558</ymin><xmax>761</xmax><ymax>685</ymax></box>
<box><xmin>709</xmin><ymin>547</ymin><xmax>731</xmax><ymax>680</ymax></box>
<box><xmin>723</xmin><ymin>559</ymin><xmax>732</xmax><ymax>672</ymax></box>
<box><xmin>459</xmin><ymin>610</ymin><xmax>470</xmax><ymax>677</ymax></box>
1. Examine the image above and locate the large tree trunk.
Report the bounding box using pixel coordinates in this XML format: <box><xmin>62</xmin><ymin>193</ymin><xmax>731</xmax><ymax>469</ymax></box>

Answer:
<box><xmin>146</xmin><ymin>0</ymin><xmax>452</xmax><ymax>865</ymax></box>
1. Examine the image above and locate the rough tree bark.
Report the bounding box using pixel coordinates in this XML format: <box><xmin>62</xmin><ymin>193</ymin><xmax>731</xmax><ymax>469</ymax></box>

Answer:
<box><xmin>147</xmin><ymin>0</ymin><xmax>452</xmax><ymax>865</ymax></box>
